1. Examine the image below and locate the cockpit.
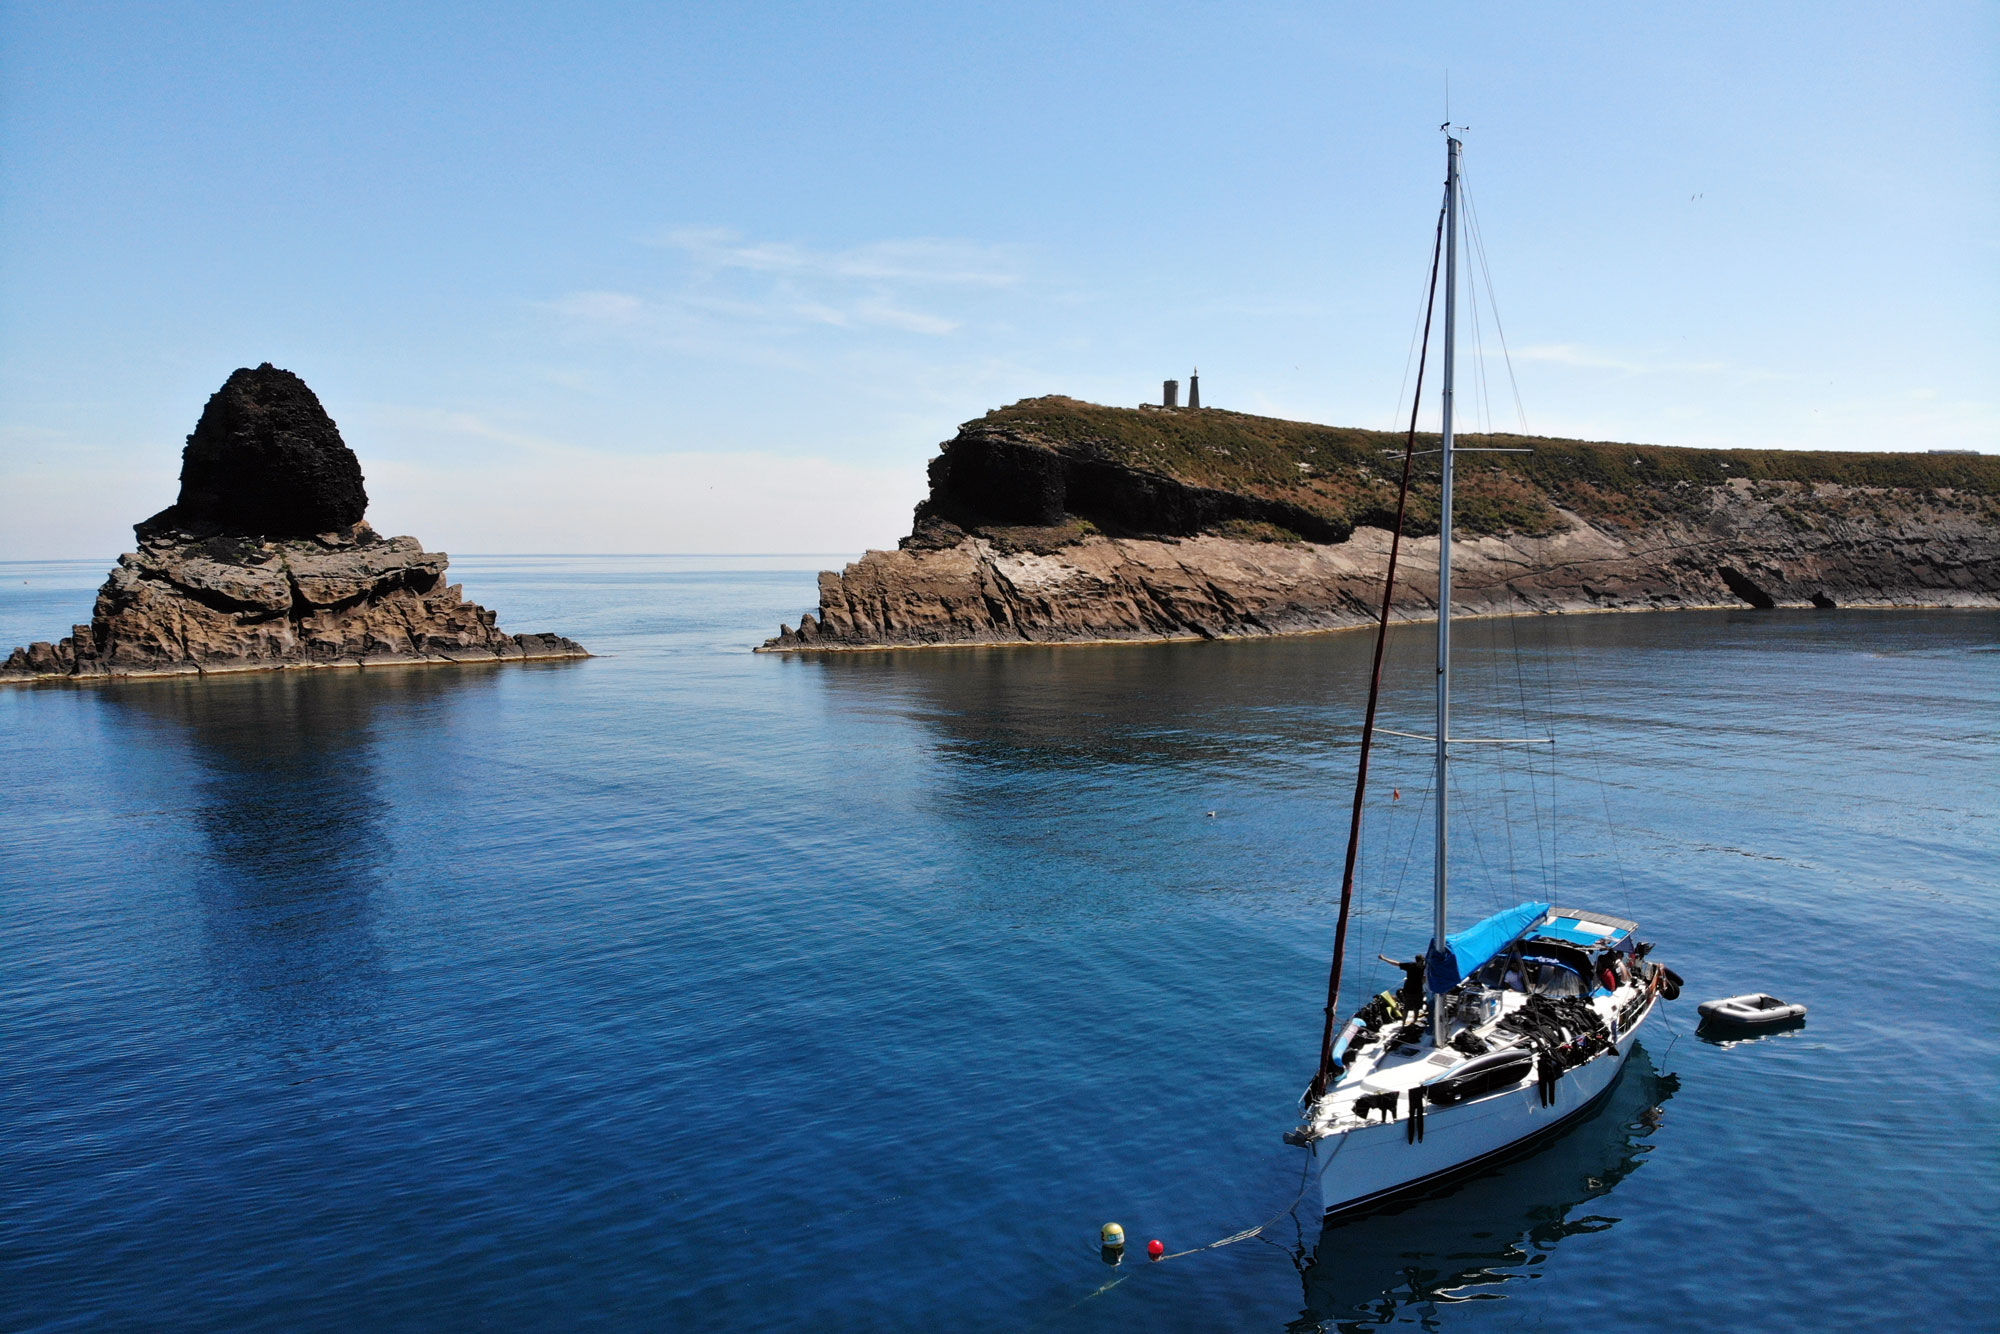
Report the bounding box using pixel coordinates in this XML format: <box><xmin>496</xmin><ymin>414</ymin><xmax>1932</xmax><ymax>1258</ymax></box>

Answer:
<box><xmin>1468</xmin><ymin>939</ymin><xmax>1596</xmax><ymax>998</ymax></box>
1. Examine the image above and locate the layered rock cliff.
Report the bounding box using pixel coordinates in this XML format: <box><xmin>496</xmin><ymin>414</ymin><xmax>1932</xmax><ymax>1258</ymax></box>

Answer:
<box><xmin>764</xmin><ymin>397</ymin><xmax>2000</xmax><ymax>651</ymax></box>
<box><xmin>3</xmin><ymin>365</ymin><xmax>586</xmax><ymax>683</ymax></box>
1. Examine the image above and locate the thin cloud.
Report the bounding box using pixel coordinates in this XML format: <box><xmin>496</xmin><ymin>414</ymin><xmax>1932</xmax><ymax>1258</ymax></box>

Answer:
<box><xmin>541</xmin><ymin>288</ymin><xmax>964</xmax><ymax>339</ymax></box>
<box><xmin>849</xmin><ymin>299</ymin><xmax>959</xmax><ymax>336</ymax></box>
<box><xmin>653</xmin><ymin>228</ymin><xmax>1024</xmax><ymax>288</ymax></box>
<box><xmin>370</xmin><ymin>405</ymin><xmax>578</xmax><ymax>457</ymax></box>
<box><xmin>542</xmin><ymin>290</ymin><xmax>647</xmax><ymax>324</ymax></box>
<box><xmin>1511</xmin><ymin>343</ymin><xmax>1731</xmax><ymax>375</ymax></box>
<box><xmin>538</xmin><ymin>227</ymin><xmax>1023</xmax><ymax>345</ymax></box>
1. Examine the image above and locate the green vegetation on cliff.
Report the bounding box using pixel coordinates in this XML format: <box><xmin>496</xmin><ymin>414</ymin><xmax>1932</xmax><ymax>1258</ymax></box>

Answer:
<box><xmin>975</xmin><ymin>396</ymin><xmax>1999</xmax><ymax>540</ymax></box>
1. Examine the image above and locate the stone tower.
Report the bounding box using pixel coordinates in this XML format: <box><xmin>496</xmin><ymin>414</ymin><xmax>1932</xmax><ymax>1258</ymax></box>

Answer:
<box><xmin>1162</xmin><ymin>379</ymin><xmax>1179</xmax><ymax>408</ymax></box>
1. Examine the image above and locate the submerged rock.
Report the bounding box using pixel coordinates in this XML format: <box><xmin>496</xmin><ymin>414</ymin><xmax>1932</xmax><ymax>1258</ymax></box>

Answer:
<box><xmin>3</xmin><ymin>366</ymin><xmax>587</xmax><ymax>684</ymax></box>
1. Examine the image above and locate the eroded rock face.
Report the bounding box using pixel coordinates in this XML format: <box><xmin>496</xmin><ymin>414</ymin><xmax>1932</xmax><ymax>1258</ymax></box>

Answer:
<box><xmin>143</xmin><ymin>363</ymin><xmax>367</xmax><ymax>538</ymax></box>
<box><xmin>3</xmin><ymin>367</ymin><xmax>587</xmax><ymax>683</ymax></box>
<box><xmin>2</xmin><ymin>522</ymin><xmax>587</xmax><ymax>683</ymax></box>
<box><xmin>767</xmin><ymin>499</ymin><xmax>2000</xmax><ymax>651</ymax></box>
<box><xmin>764</xmin><ymin>405</ymin><xmax>2000</xmax><ymax>651</ymax></box>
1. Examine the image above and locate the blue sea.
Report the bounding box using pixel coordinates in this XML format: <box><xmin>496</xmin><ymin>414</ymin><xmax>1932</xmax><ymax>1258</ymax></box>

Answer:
<box><xmin>2</xmin><ymin>556</ymin><xmax>1995</xmax><ymax>1332</ymax></box>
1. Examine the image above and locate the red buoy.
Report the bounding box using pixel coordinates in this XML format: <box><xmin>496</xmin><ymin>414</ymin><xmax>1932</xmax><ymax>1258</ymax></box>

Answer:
<box><xmin>1147</xmin><ymin>1239</ymin><xmax>1165</xmax><ymax>1260</ymax></box>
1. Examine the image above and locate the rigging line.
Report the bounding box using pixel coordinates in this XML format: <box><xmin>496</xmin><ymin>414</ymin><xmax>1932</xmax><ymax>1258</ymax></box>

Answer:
<box><xmin>1467</xmin><ymin>195</ymin><xmax>1506</xmax><ymax>444</ymax></box>
<box><xmin>1463</xmin><ymin>215</ymin><xmax>1495</xmax><ymax>441</ymax></box>
<box><xmin>1311</xmin><ymin>183</ymin><xmax>1448</xmax><ymax>1103</ymax></box>
<box><xmin>1447</xmin><ymin>755</ymin><xmax>1502</xmax><ymax>914</ymax></box>
<box><xmin>1488</xmin><ymin>629</ymin><xmax>1525</xmax><ymax>897</ymax></box>
<box><xmin>1497</xmin><ymin>577</ymin><xmax>1551</xmax><ymax>898</ymax></box>
<box><xmin>1459</xmin><ymin>172</ymin><xmax>1530</xmax><ymax>434</ymax></box>
<box><xmin>1433</xmin><ymin>738</ymin><xmax>1518</xmax><ymax>888</ymax></box>
<box><xmin>1459</xmin><ymin>176</ymin><xmax>1493</xmax><ymax>442</ymax></box>
<box><xmin>1497</xmin><ymin>584</ymin><xmax>1527</xmax><ymax>889</ymax></box>
<box><xmin>1516</xmin><ymin>592</ymin><xmax>1554</xmax><ymax>898</ymax></box>
<box><xmin>1557</xmin><ymin>611</ymin><xmax>1636</xmax><ymax>915</ymax></box>
<box><xmin>1453</xmin><ymin>166</ymin><xmax>1486</xmax><ymax>438</ymax></box>
<box><xmin>1370</xmin><ymin>768</ymin><xmax>1435</xmax><ymax>979</ymax></box>
<box><xmin>1390</xmin><ymin>235</ymin><xmax>1438</xmax><ymax>431</ymax></box>
<box><xmin>1546</xmin><ymin>644</ymin><xmax>1561</xmax><ymax>899</ymax></box>
<box><xmin>1476</xmin><ymin>271</ymin><xmax>1498</xmax><ymax>440</ymax></box>
<box><xmin>1373</xmin><ymin>728</ymin><xmax>1553</xmax><ymax>744</ymax></box>
<box><xmin>1544</xmin><ymin>599</ymin><xmax>1563</xmax><ymax>901</ymax></box>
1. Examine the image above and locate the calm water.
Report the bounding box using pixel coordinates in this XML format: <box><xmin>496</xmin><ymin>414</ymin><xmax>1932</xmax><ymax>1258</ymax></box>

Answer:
<box><xmin>2</xmin><ymin>556</ymin><xmax>1995</xmax><ymax>1332</ymax></box>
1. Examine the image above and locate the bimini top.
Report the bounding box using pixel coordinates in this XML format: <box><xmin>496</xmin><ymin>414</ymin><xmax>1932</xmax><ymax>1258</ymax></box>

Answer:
<box><xmin>1531</xmin><ymin>906</ymin><xmax>1638</xmax><ymax>949</ymax></box>
<box><xmin>1427</xmin><ymin>901</ymin><xmax>1551</xmax><ymax>992</ymax></box>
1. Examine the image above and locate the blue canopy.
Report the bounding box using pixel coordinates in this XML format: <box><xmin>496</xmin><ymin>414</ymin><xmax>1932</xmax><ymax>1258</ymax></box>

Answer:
<box><xmin>1426</xmin><ymin>900</ymin><xmax>1551</xmax><ymax>993</ymax></box>
<box><xmin>1534</xmin><ymin>915</ymin><xmax>1634</xmax><ymax>948</ymax></box>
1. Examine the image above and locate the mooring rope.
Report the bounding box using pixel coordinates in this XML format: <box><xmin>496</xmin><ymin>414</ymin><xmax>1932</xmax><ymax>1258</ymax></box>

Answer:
<box><xmin>1149</xmin><ymin>1149</ymin><xmax>1319</xmax><ymax>1263</ymax></box>
<box><xmin>1050</xmin><ymin>1148</ymin><xmax>1323</xmax><ymax>1325</ymax></box>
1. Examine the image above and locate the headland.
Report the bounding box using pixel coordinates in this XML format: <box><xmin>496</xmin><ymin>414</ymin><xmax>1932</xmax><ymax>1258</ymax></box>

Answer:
<box><xmin>762</xmin><ymin>396</ymin><xmax>2000</xmax><ymax>651</ymax></box>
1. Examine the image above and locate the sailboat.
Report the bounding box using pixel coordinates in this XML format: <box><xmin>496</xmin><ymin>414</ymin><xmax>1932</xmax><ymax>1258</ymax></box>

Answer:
<box><xmin>1285</xmin><ymin>131</ymin><xmax>1684</xmax><ymax>1220</ymax></box>
<box><xmin>1298</xmin><ymin>1047</ymin><xmax>1681</xmax><ymax>1322</ymax></box>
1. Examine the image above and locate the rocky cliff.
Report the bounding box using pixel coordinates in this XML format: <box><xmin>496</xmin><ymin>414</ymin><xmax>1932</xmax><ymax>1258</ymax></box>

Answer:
<box><xmin>3</xmin><ymin>365</ymin><xmax>586</xmax><ymax>683</ymax></box>
<box><xmin>763</xmin><ymin>397</ymin><xmax>2000</xmax><ymax>651</ymax></box>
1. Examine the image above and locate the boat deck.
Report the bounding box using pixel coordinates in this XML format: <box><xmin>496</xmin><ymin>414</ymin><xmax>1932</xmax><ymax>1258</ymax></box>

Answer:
<box><xmin>1307</xmin><ymin>971</ymin><xmax>1656</xmax><ymax>1135</ymax></box>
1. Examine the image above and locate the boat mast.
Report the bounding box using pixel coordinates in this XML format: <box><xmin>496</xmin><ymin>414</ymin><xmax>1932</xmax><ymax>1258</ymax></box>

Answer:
<box><xmin>1432</xmin><ymin>132</ymin><xmax>1460</xmax><ymax>1044</ymax></box>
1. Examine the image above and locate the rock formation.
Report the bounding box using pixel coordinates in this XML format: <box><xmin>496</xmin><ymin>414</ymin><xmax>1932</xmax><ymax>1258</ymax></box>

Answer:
<box><xmin>142</xmin><ymin>363</ymin><xmax>369</xmax><ymax>538</ymax></box>
<box><xmin>763</xmin><ymin>397</ymin><xmax>2000</xmax><ymax>651</ymax></box>
<box><xmin>3</xmin><ymin>364</ymin><xmax>586</xmax><ymax>683</ymax></box>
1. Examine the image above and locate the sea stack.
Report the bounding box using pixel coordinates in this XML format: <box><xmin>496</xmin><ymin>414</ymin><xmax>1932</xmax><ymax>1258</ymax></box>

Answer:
<box><xmin>1</xmin><ymin>364</ymin><xmax>587</xmax><ymax>683</ymax></box>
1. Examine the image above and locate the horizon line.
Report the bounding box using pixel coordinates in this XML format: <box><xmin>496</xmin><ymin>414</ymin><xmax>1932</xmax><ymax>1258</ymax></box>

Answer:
<box><xmin>0</xmin><ymin>552</ymin><xmax>865</xmax><ymax>566</ymax></box>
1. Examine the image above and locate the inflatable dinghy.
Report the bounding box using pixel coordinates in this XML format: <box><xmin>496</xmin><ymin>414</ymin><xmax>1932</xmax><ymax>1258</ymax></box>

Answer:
<box><xmin>1697</xmin><ymin>993</ymin><xmax>1806</xmax><ymax>1030</ymax></box>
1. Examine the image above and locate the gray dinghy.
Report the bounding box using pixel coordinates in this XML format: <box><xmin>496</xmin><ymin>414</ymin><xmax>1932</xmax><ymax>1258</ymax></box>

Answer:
<box><xmin>1697</xmin><ymin>993</ymin><xmax>1806</xmax><ymax>1031</ymax></box>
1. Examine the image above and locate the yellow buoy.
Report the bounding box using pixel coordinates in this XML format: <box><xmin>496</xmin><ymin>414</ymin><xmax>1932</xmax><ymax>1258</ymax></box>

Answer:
<box><xmin>1100</xmin><ymin>1222</ymin><xmax>1126</xmax><ymax>1249</ymax></box>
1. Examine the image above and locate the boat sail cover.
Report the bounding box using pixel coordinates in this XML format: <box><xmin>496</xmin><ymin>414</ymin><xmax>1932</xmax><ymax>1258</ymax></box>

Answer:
<box><xmin>1425</xmin><ymin>901</ymin><xmax>1551</xmax><ymax>993</ymax></box>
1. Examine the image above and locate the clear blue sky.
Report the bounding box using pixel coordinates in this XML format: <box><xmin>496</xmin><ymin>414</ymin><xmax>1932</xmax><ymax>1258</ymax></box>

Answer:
<box><xmin>2</xmin><ymin>1</ymin><xmax>1994</xmax><ymax>558</ymax></box>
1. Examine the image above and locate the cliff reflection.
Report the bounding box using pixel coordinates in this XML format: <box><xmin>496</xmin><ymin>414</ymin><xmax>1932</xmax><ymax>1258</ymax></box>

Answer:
<box><xmin>804</xmin><ymin>636</ymin><xmax>1392</xmax><ymax>780</ymax></box>
<box><xmin>799</xmin><ymin>629</ymin><xmax>1573</xmax><ymax>921</ymax></box>
<box><xmin>802</xmin><ymin>620</ymin><xmax>1563</xmax><ymax>784</ymax></box>
<box><xmin>1290</xmin><ymin>1048</ymin><xmax>1679</xmax><ymax>1332</ymax></box>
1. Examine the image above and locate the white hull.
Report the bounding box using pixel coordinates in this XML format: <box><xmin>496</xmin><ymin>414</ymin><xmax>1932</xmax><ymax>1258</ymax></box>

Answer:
<box><xmin>1306</xmin><ymin>996</ymin><xmax>1656</xmax><ymax>1219</ymax></box>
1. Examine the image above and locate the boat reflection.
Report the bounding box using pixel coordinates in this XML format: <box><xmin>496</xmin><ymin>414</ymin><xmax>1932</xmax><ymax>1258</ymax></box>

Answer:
<box><xmin>1695</xmin><ymin>1020</ymin><xmax>1807</xmax><ymax>1051</ymax></box>
<box><xmin>1289</xmin><ymin>1046</ymin><xmax>1679</xmax><ymax>1332</ymax></box>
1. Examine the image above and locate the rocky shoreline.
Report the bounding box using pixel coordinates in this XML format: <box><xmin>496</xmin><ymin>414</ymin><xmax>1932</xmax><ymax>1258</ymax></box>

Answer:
<box><xmin>764</xmin><ymin>398</ymin><xmax>2000</xmax><ymax>652</ymax></box>
<box><xmin>3</xmin><ymin>364</ymin><xmax>586</xmax><ymax>686</ymax></box>
<box><xmin>2</xmin><ymin>523</ymin><xmax>586</xmax><ymax>684</ymax></box>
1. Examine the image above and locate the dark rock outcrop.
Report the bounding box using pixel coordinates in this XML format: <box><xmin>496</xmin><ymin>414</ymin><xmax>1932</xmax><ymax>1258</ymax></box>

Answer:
<box><xmin>3</xmin><ymin>366</ymin><xmax>587</xmax><ymax>684</ymax></box>
<box><xmin>142</xmin><ymin>364</ymin><xmax>368</xmax><ymax>538</ymax></box>
<box><xmin>917</xmin><ymin>426</ymin><xmax>1350</xmax><ymax>545</ymax></box>
<box><xmin>763</xmin><ymin>397</ymin><xmax>2000</xmax><ymax>651</ymax></box>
